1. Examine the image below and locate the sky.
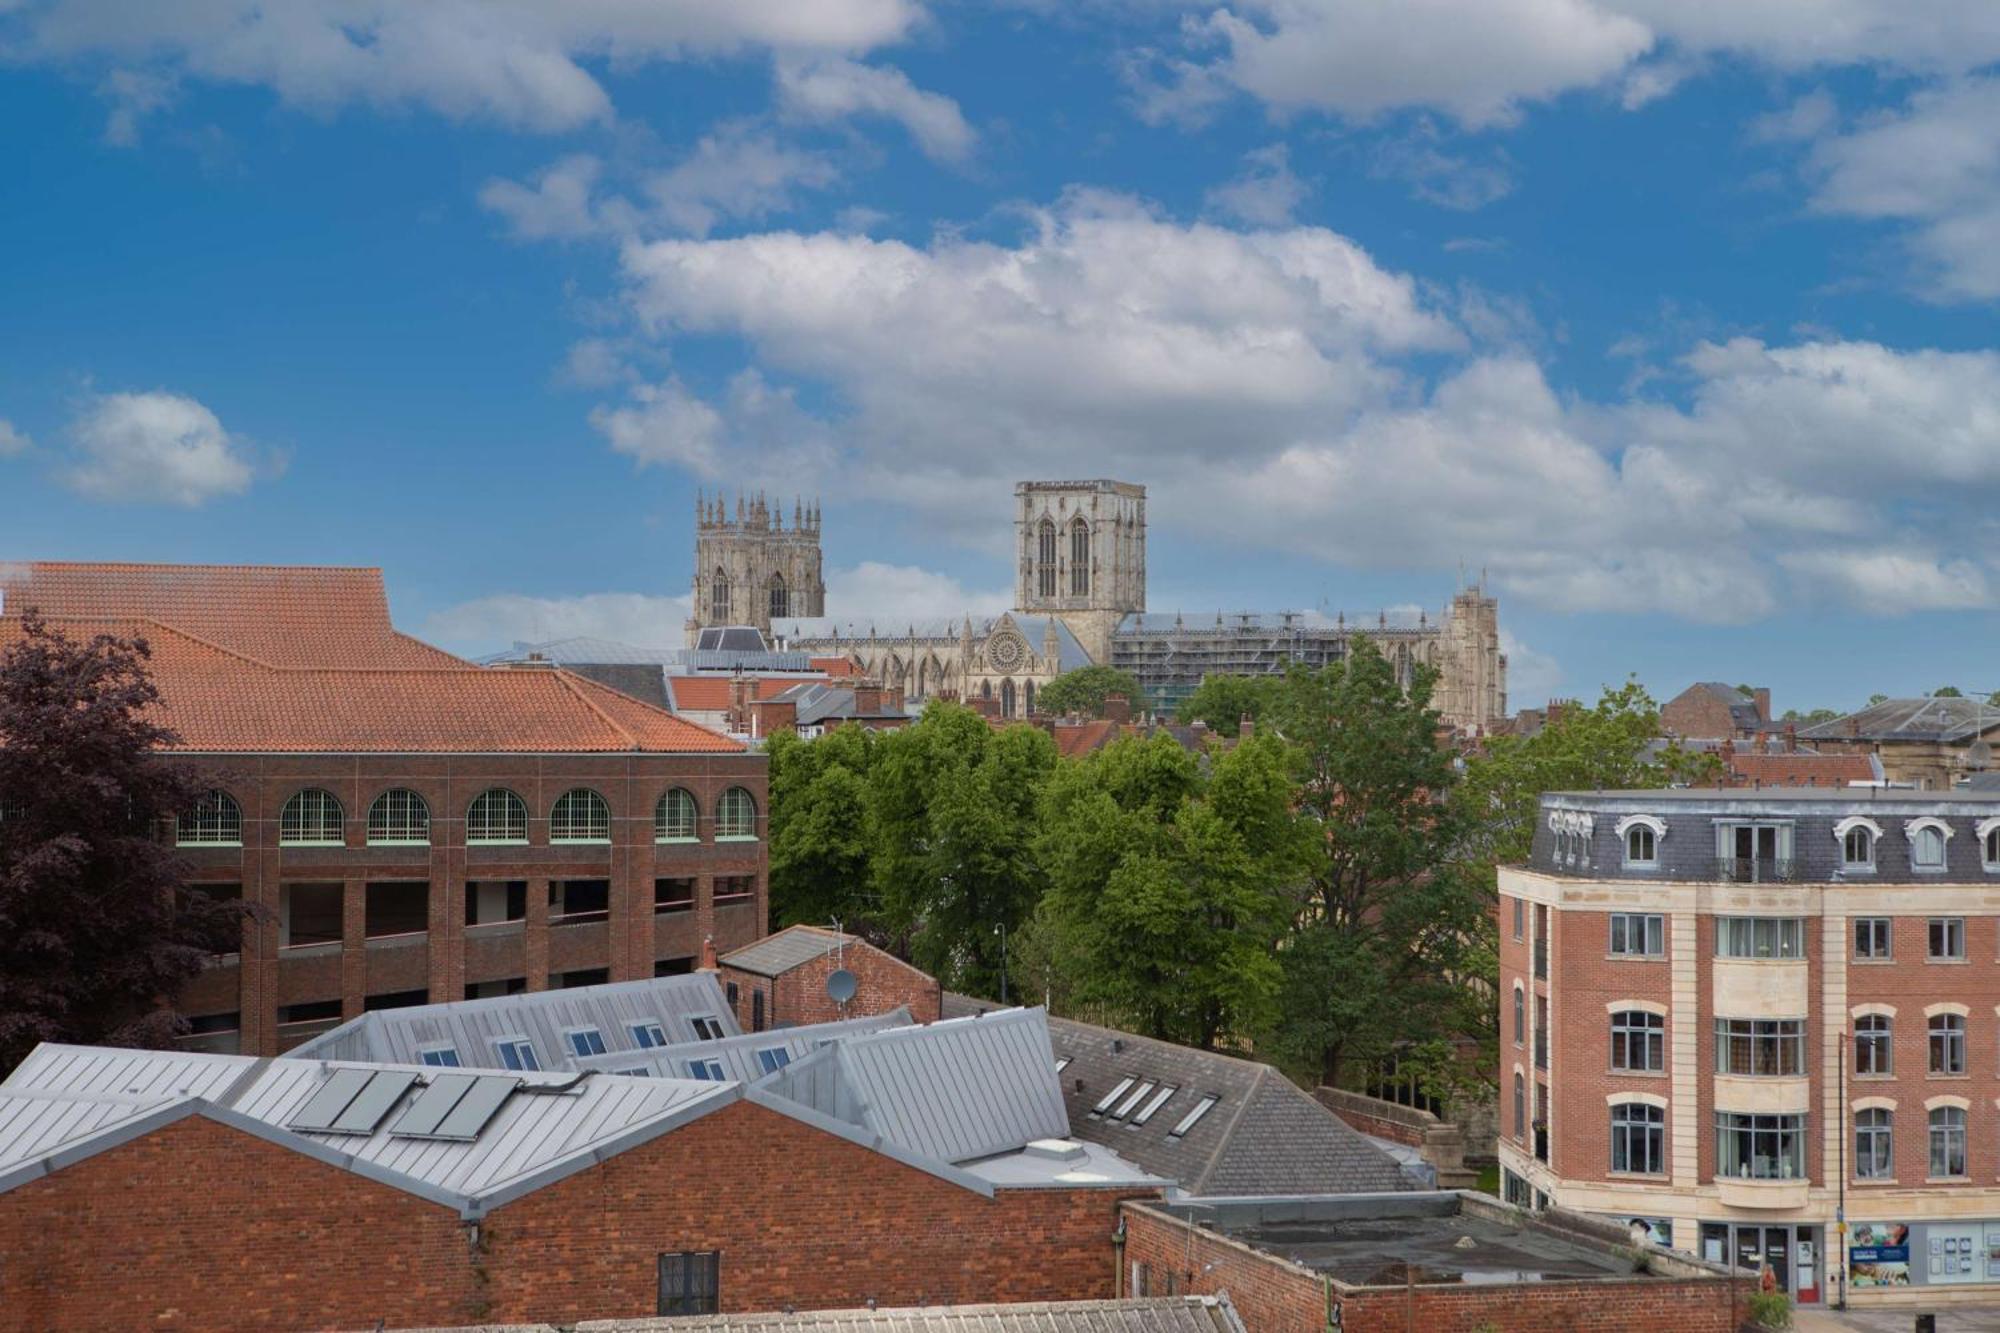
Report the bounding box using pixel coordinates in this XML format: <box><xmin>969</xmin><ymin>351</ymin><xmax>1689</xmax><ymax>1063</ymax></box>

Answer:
<box><xmin>2</xmin><ymin>2</ymin><xmax>1999</xmax><ymax>713</ymax></box>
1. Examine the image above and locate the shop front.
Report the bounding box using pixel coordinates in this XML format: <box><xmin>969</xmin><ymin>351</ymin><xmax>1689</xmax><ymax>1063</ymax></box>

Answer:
<box><xmin>1700</xmin><ymin>1221</ymin><xmax>1824</xmax><ymax>1306</ymax></box>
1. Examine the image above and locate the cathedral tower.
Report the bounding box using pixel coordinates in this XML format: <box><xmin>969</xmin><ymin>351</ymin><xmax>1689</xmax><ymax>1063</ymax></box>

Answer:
<box><xmin>1013</xmin><ymin>480</ymin><xmax>1146</xmax><ymax>664</ymax></box>
<box><xmin>686</xmin><ymin>491</ymin><xmax>826</xmax><ymax>645</ymax></box>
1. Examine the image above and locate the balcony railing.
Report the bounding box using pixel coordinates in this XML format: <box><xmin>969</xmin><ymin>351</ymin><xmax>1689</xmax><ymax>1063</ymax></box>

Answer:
<box><xmin>1713</xmin><ymin>857</ymin><xmax>1801</xmax><ymax>884</ymax></box>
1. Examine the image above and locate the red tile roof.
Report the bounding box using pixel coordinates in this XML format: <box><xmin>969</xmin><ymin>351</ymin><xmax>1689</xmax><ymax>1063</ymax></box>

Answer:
<box><xmin>666</xmin><ymin>675</ymin><xmax>822</xmax><ymax>712</ymax></box>
<box><xmin>1725</xmin><ymin>752</ymin><xmax>1878</xmax><ymax>787</ymax></box>
<box><xmin>0</xmin><ymin>563</ymin><xmax>742</xmax><ymax>755</ymax></box>
<box><xmin>0</xmin><ymin>562</ymin><xmax>463</xmax><ymax>669</ymax></box>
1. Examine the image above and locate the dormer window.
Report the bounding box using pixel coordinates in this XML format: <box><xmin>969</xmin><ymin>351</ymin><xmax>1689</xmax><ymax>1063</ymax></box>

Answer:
<box><xmin>1905</xmin><ymin>818</ymin><xmax>1952</xmax><ymax>873</ymax></box>
<box><xmin>1616</xmin><ymin>816</ymin><xmax>1664</xmax><ymax>870</ymax></box>
<box><xmin>1978</xmin><ymin>817</ymin><xmax>2000</xmax><ymax>873</ymax></box>
<box><xmin>1835</xmin><ymin>817</ymin><xmax>1883</xmax><ymax>873</ymax></box>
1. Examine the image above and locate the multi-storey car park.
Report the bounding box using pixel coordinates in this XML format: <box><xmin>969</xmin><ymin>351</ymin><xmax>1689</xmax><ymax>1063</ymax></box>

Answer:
<box><xmin>1500</xmin><ymin>786</ymin><xmax>2000</xmax><ymax>1312</ymax></box>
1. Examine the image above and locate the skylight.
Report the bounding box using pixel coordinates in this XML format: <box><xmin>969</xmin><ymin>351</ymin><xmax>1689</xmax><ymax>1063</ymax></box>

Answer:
<box><xmin>1168</xmin><ymin>1095</ymin><xmax>1219</xmax><ymax>1138</ymax></box>
<box><xmin>1110</xmin><ymin>1081</ymin><xmax>1157</xmax><ymax>1120</ymax></box>
<box><xmin>687</xmin><ymin>1059</ymin><xmax>726</xmax><ymax>1081</ymax></box>
<box><xmin>631</xmin><ymin>1020</ymin><xmax>669</xmax><ymax>1049</ymax></box>
<box><xmin>756</xmin><ymin>1047</ymin><xmax>791</xmax><ymax>1074</ymax></box>
<box><xmin>567</xmin><ymin>1027</ymin><xmax>608</xmax><ymax>1057</ymax></box>
<box><xmin>690</xmin><ymin>1015</ymin><xmax>726</xmax><ymax>1041</ymax></box>
<box><xmin>1130</xmin><ymin>1084</ymin><xmax>1178</xmax><ymax>1126</ymax></box>
<box><xmin>1091</xmin><ymin>1077</ymin><xmax>1135</xmax><ymax>1116</ymax></box>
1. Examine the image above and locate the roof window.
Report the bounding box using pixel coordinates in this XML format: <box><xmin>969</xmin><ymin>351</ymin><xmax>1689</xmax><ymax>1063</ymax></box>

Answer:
<box><xmin>492</xmin><ymin>1036</ymin><xmax>539</xmax><ymax>1071</ymax></box>
<box><xmin>1091</xmin><ymin>1077</ymin><xmax>1136</xmax><ymax>1116</ymax></box>
<box><xmin>1168</xmin><ymin>1094</ymin><xmax>1220</xmax><ymax>1138</ymax></box>
<box><xmin>1130</xmin><ymin>1084</ymin><xmax>1179</xmax><ymax>1126</ymax></box>
<box><xmin>567</xmin><ymin>1027</ymin><xmax>608</xmax><ymax>1058</ymax></box>
<box><xmin>631</xmin><ymin>1020</ymin><xmax>668</xmax><ymax>1049</ymax></box>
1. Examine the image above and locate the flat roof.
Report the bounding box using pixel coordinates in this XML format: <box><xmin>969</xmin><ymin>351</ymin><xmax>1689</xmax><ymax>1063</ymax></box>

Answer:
<box><xmin>1546</xmin><ymin>787</ymin><xmax>2000</xmax><ymax>803</ymax></box>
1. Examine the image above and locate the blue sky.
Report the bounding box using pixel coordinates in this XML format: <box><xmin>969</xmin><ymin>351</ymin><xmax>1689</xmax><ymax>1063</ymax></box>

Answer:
<box><xmin>3</xmin><ymin>2</ymin><xmax>1999</xmax><ymax>713</ymax></box>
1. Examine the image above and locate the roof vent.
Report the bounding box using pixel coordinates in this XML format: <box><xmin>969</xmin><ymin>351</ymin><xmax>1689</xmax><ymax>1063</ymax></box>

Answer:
<box><xmin>1112</xmin><ymin>1038</ymin><xmax>1124</xmax><ymax>1053</ymax></box>
<box><xmin>1023</xmin><ymin>1138</ymin><xmax>1087</xmax><ymax>1163</ymax></box>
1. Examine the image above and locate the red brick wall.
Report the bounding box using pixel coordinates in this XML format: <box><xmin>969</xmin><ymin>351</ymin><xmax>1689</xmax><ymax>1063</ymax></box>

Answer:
<box><xmin>172</xmin><ymin>751</ymin><xmax>768</xmax><ymax>1055</ymax></box>
<box><xmin>1552</xmin><ymin>908</ymin><xmax>1673</xmax><ymax>1184</ymax></box>
<box><xmin>721</xmin><ymin>938</ymin><xmax>943</xmax><ymax>1031</ymax></box>
<box><xmin>0</xmin><ymin>1100</ymin><xmax>1149</xmax><ymax>1333</ymax></box>
<box><xmin>1120</xmin><ymin>1204</ymin><xmax>1745</xmax><ymax>1333</ymax></box>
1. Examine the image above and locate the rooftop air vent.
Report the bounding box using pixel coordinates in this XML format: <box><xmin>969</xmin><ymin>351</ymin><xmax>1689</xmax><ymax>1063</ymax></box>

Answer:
<box><xmin>1023</xmin><ymin>1138</ymin><xmax>1087</xmax><ymax>1163</ymax></box>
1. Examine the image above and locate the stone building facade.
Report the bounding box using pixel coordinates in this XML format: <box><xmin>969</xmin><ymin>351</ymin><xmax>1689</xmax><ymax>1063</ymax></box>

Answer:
<box><xmin>686</xmin><ymin>491</ymin><xmax>826</xmax><ymax>644</ymax></box>
<box><xmin>750</xmin><ymin>478</ymin><xmax>1505</xmax><ymax>732</ymax></box>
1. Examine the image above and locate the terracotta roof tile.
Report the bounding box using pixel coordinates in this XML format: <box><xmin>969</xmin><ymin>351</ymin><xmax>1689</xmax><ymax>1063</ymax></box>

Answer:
<box><xmin>1725</xmin><ymin>752</ymin><xmax>1878</xmax><ymax>787</ymax></box>
<box><xmin>666</xmin><ymin>675</ymin><xmax>821</xmax><ymax>712</ymax></box>
<box><xmin>0</xmin><ymin>562</ymin><xmax>463</xmax><ymax>669</ymax></box>
<box><xmin>0</xmin><ymin>562</ymin><xmax>741</xmax><ymax>755</ymax></box>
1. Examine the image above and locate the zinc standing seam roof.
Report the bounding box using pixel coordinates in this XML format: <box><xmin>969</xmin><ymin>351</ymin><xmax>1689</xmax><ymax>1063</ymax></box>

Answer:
<box><xmin>286</xmin><ymin>974</ymin><xmax>741</xmax><ymax>1069</ymax></box>
<box><xmin>0</xmin><ymin>1044</ymin><xmax>730</xmax><ymax>1212</ymax></box>
<box><xmin>569</xmin><ymin>1297</ymin><xmax>1247</xmax><ymax>1333</ymax></box>
<box><xmin>573</xmin><ymin>1008</ymin><xmax>912</xmax><ymax>1082</ymax></box>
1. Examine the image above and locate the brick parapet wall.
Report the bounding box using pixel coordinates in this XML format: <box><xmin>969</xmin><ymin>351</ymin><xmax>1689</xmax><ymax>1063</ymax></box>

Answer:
<box><xmin>720</xmin><ymin>937</ymin><xmax>942</xmax><ymax>1031</ymax></box>
<box><xmin>0</xmin><ymin>1100</ymin><xmax>1151</xmax><ymax>1333</ymax></box>
<box><xmin>1118</xmin><ymin>1201</ymin><xmax>1748</xmax><ymax>1333</ymax></box>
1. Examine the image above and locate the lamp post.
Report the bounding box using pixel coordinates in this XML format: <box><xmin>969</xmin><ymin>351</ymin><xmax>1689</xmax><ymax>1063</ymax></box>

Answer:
<box><xmin>1836</xmin><ymin>1029</ymin><xmax>1847</xmax><ymax>1311</ymax></box>
<box><xmin>996</xmin><ymin>921</ymin><xmax>1009</xmax><ymax>1005</ymax></box>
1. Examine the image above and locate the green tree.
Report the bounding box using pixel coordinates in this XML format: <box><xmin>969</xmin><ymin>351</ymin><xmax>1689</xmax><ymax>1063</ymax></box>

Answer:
<box><xmin>869</xmin><ymin>703</ymin><xmax>1056</xmax><ymax>994</ymax></box>
<box><xmin>1033</xmin><ymin>664</ymin><xmax>1142</xmax><ymax>718</ymax></box>
<box><xmin>1265</xmin><ymin>639</ymin><xmax>1491</xmax><ymax>1089</ymax></box>
<box><xmin>1175</xmin><ymin>673</ymin><xmax>1281</xmax><ymax>731</ymax></box>
<box><xmin>0</xmin><ymin>613</ymin><xmax>252</xmax><ymax>1069</ymax></box>
<box><xmin>1934</xmin><ymin>685</ymin><xmax>1964</xmax><ymax>697</ymax></box>
<box><xmin>765</xmin><ymin>726</ymin><xmax>879</xmax><ymax>932</ymax></box>
<box><xmin>1779</xmin><ymin>708</ymin><xmax>1839</xmax><ymax>725</ymax></box>
<box><xmin>1031</xmin><ymin>733</ymin><xmax>1297</xmax><ymax>1045</ymax></box>
<box><xmin>1868</xmin><ymin>693</ymin><xmax>1889</xmax><ymax>707</ymax></box>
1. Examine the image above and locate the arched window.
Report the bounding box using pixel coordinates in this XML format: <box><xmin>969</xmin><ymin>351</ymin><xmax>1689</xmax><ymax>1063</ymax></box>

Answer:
<box><xmin>1025</xmin><ymin>679</ymin><xmax>1036</xmax><ymax>715</ymax></box>
<box><xmin>367</xmin><ymin>789</ymin><xmax>431</xmax><ymax>845</ymax></box>
<box><xmin>279</xmin><ymin>789</ymin><xmax>344</xmax><ymax>846</ymax></box>
<box><xmin>466</xmin><ymin>789</ymin><xmax>528</xmax><ymax>845</ymax></box>
<box><xmin>1000</xmin><ymin>678</ymin><xmax>1017</xmax><ymax>718</ymax></box>
<box><xmin>1930</xmin><ymin>1106</ymin><xmax>1968</xmax><ymax>1178</ymax></box>
<box><xmin>1069</xmin><ymin>517</ymin><xmax>1090</xmax><ymax>596</ymax></box>
<box><xmin>1512</xmin><ymin>986</ymin><xmax>1524</xmax><ymax>1044</ymax></box>
<box><xmin>709</xmin><ymin>568</ymin><xmax>730</xmax><ymax>623</ymax></box>
<box><xmin>1512</xmin><ymin>1072</ymin><xmax>1525</xmax><ymax>1138</ymax></box>
<box><xmin>178</xmin><ymin>790</ymin><xmax>243</xmax><ymax>846</ymax></box>
<box><xmin>1855</xmin><ymin>1108</ymin><xmax>1893</xmax><ymax>1179</ymax></box>
<box><xmin>1626</xmin><ymin>825</ymin><xmax>1654</xmax><ymax>864</ymax></box>
<box><xmin>1845</xmin><ymin>825</ymin><xmax>1874</xmax><ymax>867</ymax></box>
<box><xmin>1036</xmin><ymin>518</ymin><xmax>1057</xmax><ymax>598</ymax></box>
<box><xmin>1610</xmin><ymin>1010</ymin><xmax>1664</xmax><ymax>1072</ymax></box>
<box><xmin>981</xmin><ymin>679</ymin><xmax>992</xmax><ymax>699</ymax></box>
<box><xmin>716</xmin><ymin>787</ymin><xmax>758</xmax><ymax>840</ymax></box>
<box><xmin>1906</xmin><ymin>817</ymin><xmax>1951</xmax><ymax>872</ymax></box>
<box><xmin>655</xmin><ymin>788</ymin><xmax>698</xmax><ymax>842</ymax></box>
<box><xmin>550</xmin><ymin>789</ymin><xmax>610</xmax><ymax>843</ymax></box>
<box><xmin>1984</xmin><ymin>822</ymin><xmax>2000</xmax><ymax>871</ymax></box>
<box><xmin>768</xmin><ymin>571</ymin><xmax>788</xmax><ymax>621</ymax></box>
<box><xmin>1609</xmin><ymin>1102</ymin><xmax>1665</xmax><ymax>1175</ymax></box>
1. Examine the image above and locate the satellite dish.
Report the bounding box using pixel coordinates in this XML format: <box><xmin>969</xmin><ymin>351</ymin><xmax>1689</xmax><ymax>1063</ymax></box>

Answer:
<box><xmin>827</xmin><ymin>968</ymin><xmax>858</xmax><ymax>1005</ymax></box>
<box><xmin>1970</xmin><ymin>740</ymin><xmax>1993</xmax><ymax>770</ymax></box>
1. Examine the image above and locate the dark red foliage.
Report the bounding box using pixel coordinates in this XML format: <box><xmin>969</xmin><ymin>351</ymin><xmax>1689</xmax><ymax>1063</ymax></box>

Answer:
<box><xmin>0</xmin><ymin>610</ymin><xmax>252</xmax><ymax>1071</ymax></box>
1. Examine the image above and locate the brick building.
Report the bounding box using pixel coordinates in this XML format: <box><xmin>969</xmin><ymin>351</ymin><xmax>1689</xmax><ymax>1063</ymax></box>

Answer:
<box><xmin>0</xmin><ymin>1009</ymin><xmax>1158</xmax><ymax>1331</ymax></box>
<box><xmin>0</xmin><ymin>562</ymin><xmax>766</xmax><ymax>1055</ymax></box>
<box><xmin>1500</xmin><ymin>787</ymin><xmax>2000</xmax><ymax>1312</ymax></box>
<box><xmin>1660</xmin><ymin>682</ymin><xmax>1773</xmax><ymax>742</ymax></box>
<box><xmin>718</xmin><ymin>925</ymin><xmax>943</xmax><ymax>1030</ymax></box>
<box><xmin>1800</xmin><ymin>696</ymin><xmax>2000</xmax><ymax>791</ymax></box>
<box><xmin>1118</xmin><ymin>1194</ymin><xmax>1746</xmax><ymax>1333</ymax></box>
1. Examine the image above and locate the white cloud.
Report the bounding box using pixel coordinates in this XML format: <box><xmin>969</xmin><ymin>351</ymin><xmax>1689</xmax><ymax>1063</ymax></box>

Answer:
<box><xmin>12</xmin><ymin>0</ymin><xmax>924</xmax><ymax>133</ymax></box>
<box><xmin>63</xmin><ymin>390</ymin><xmax>261</xmax><ymax>506</ymax></box>
<box><xmin>1802</xmin><ymin>76</ymin><xmax>2000</xmax><ymax>301</ymax></box>
<box><xmin>480</xmin><ymin>125</ymin><xmax>839</xmax><ymax>243</ymax></box>
<box><xmin>589</xmin><ymin>377</ymin><xmax>725</xmax><ymax>476</ymax></box>
<box><xmin>1370</xmin><ymin>124</ymin><xmax>1514</xmax><ymax>210</ymax></box>
<box><xmin>1499</xmin><ymin>629</ymin><xmax>1562</xmax><ymax>705</ymax></box>
<box><xmin>825</xmin><ymin>562</ymin><xmax>1012</xmax><ymax>623</ymax></box>
<box><xmin>98</xmin><ymin>67</ymin><xmax>175</xmax><ymax>144</ymax></box>
<box><xmin>0</xmin><ymin>419</ymin><xmax>29</xmax><ymax>456</ymax></box>
<box><xmin>775</xmin><ymin>56</ymin><xmax>976</xmax><ymax>163</ymax></box>
<box><xmin>590</xmin><ymin>369</ymin><xmax>839</xmax><ymax>486</ymax></box>
<box><xmin>423</xmin><ymin>591</ymin><xmax>692</xmax><ymax>653</ymax></box>
<box><xmin>1778</xmin><ymin>549</ymin><xmax>1992</xmax><ymax>614</ymax></box>
<box><xmin>1204</xmin><ymin>143</ymin><xmax>1309</xmax><ymax>225</ymax></box>
<box><xmin>1748</xmin><ymin>88</ymin><xmax>1837</xmax><ymax>145</ymax></box>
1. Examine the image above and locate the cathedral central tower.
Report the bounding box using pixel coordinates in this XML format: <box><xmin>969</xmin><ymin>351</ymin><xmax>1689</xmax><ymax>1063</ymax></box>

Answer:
<box><xmin>1013</xmin><ymin>480</ymin><xmax>1146</xmax><ymax>664</ymax></box>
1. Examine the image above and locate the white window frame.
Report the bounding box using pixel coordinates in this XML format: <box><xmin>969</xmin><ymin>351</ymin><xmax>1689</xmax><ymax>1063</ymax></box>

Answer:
<box><xmin>1608</xmin><ymin>913</ymin><xmax>1665</xmax><ymax>959</ymax></box>
<box><xmin>687</xmin><ymin>1058</ymin><xmax>726</xmax><ymax>1081</ymax></box>
<box><xmin>655</xmin><ymin>788</ymin><xmax>699</xmax><ymax>843</ymax></box>
<box><xmin>1853</xmin><ymin>917</ymin><xmax>1892</xmax><ymax>961</ymax></box>
<box><xmin>177</xmin><ymin>790</ymin><xmax>244</xmax><ymax>847</ymax></box>
<box><xmin>566</xmin><ymin>1026</ymin><xmax>608</xmax><ymax>1058</ymax></box>
<box><xmin>493</xmin><ymin>1036</ymin><xmax>540</xmax><ymax>1072</ymax></box>
<box><xmin>417</xmin><ymin>1043</ymin><xmax>461</xmax><ymax>1068</ymax></box>
<box><xmin>689</xmin><ymin>1014</ymin><xmax>726</xmax><ymax>1042</ymax></box>
<box><xmin>1168</xmin><ymin>1094</ymin><xmax>1218</xmax><ymax>1138</ymax></box>
<box><xmin>1854</xmin><ymin>1014</ymin><xmax>1893</xmax><ymax>1076</ymax></box>
<box><xmin>1928</xmin><ymin>916</ymin><xmax>1966</xmax><ymax>962</ymax></box>
<box><xmin>756</xmin><ymin>1047</ymin><xmax>791</xmax><ymax>1074</ymax></box>
<box><xmin>716</xmin><ymin>787</ymin><xmax>759</xmax><ymax>841</ymax></box>
<box><xmin>367</xmin><ymin>788</ymin><xmax>431</xmax><ymax>846</ymax></box>
<box><xmin>1854</xmin><ymin>1107</ymin><xmax>1893</xmax><ymax>1180</ymax></box>
<box><xmin>1977</xmin><ymin>816</ymin><xmax>2000</xmax><ymax>873</ymax></box>
<box><xmin>279</xmin><ymin>788</ymin><xmax>345</xmax><ymax>847</ymax></box>
<box><xmin>630</xmin><ymin>1020</ymin><xmax>668</xmax><ymax>1049</ymax></box>
<box><xmin>466</xmin><ymin>789</ymin><xmax>529</xmax><ymax>845</ymax></box>
<box><xmin>550</xmin><ymin>788</ymin><xmax>611</xmax><ymax>844</ymax></box>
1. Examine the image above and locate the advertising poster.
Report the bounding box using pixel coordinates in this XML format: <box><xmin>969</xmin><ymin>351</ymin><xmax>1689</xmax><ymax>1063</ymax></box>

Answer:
<box><xmin>1849</xmin><ymin>1223</ymin><xmax>1911</xmax><ymax>1288</ymax></box>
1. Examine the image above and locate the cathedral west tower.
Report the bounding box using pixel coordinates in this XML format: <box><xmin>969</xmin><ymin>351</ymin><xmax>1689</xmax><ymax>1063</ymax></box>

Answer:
<box><xmin>1013</xmin><ymin>480</ymin><xmax>1146</xmax><ymax>665</ymax></box>
<box><xmin>686</xmin><ymin>491</ymin><xmax>825</xmax><ymax>645</ymax></box>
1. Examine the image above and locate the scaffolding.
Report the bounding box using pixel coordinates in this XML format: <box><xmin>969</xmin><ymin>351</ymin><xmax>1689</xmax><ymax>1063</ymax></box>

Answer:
<box><xmin>1110</xmin><ymin>610</ymin><xmax>1439</xmax><ymax>716</ymax></box>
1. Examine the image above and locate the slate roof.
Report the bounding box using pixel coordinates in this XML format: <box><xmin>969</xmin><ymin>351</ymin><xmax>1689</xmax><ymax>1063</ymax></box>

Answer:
<box><xmin>289</xmin><ymin>974</ymin><xmax>742</xmax><ymax>1069</ymax></box>
<box><xmin>0</xmin><ymin>563</ymin><xmax>742</xmax><ymax>754</ymax></box>
<box><xmin>942</xmin><ymin>1001</ymin><xmax>1413</xmax><ymax>1197</ymax></box>
<box><xmin>1800</xmin><ymin>696</ymin><xmax>2000</xmax><ymax>744</ymax></box>
<box><xmin>0</xmin><ymin>1043</ymin><xmax>728</xmax><ymax>1215</ymax></box>
<box><xmin>483</xmin><ymin>637</ymin><xmax>689</xmax><ymax>667</ymax></box>
<box><xmin>567</xmin><ymin>1298</ymin><xmax>1247</xmax><ymax>1333</ymax></box>
<box><xmin>772</xmin><ymin>615</ymin><xmax>1092</xmax><ymax>674</ymax></box>
<box><xmin>719</xmin><ymin>924</ymin><xmax>863</xmax><ymax>978</ymax></box>
<box><xmin>574</xmin><ymin>1008</ymin><xmax>912</xmax><ymax>1082</ymax></box>
<box><xmin>1689</xmin><ymin>681</ymin><xmax>1767</xmax><ymax>730</ymax></box>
